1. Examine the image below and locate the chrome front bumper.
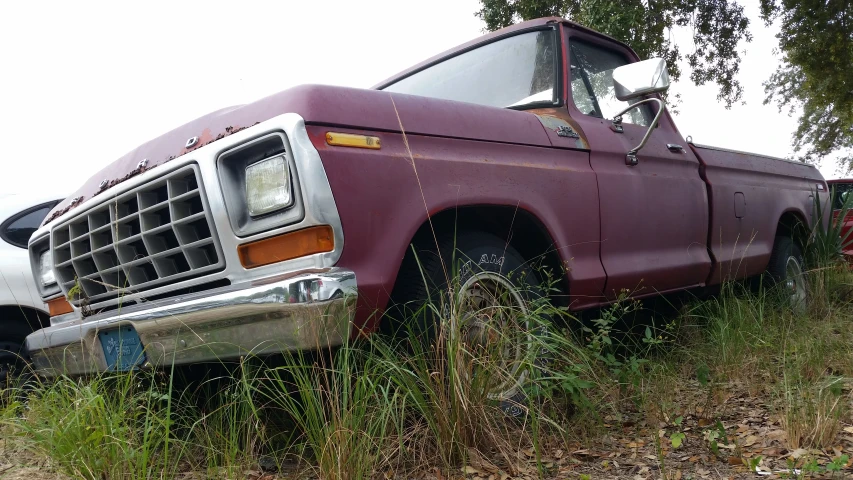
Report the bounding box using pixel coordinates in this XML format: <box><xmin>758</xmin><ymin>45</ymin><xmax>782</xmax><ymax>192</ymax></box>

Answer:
<box><xmin>26</xmin><ymin>268</ymin><xmax>356</xmax><ymax>376</ymax></box>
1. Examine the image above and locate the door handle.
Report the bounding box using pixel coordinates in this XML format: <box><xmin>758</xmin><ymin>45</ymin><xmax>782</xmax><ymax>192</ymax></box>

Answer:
<box><xmin>667</xmin><ymin>143</ymin><xmax>685</xmax><ymax>153</ymax></box>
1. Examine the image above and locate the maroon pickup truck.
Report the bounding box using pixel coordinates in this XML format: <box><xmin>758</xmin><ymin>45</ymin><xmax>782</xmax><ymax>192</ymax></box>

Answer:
<box><xmin>26</xmin><ymin>18</ymin><xmax>824</xmax><ymax>390</ymax></box>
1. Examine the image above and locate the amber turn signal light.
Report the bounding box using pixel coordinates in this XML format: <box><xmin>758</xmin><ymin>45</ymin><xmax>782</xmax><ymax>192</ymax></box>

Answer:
<box><xmin>47</xmin><ymin>297</ymin><xmax>74</xmax><ymax>316</ymax></box>
<box><xmin>238</xmin><ymin>225</ymin><xmax>335</xmax><ymax>269</ymax></box>
<box><xmin>325</xmin><ymin>132</ymin><xmax>381</xmax><ymax>149</ymax></box>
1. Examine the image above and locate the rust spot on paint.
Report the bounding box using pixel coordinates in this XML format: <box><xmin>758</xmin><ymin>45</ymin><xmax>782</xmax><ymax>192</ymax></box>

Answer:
<box><xmin>530</xmin><ymin>108</ymin><xmax>590</xmax><ymax>150</ymax></box>
<box><xmin>43</xmin><ymin>121</ymin><xmax>264</xmax><ymax>226</ymax></box>
<box><xmin>43</xmin><ymin>196</ymin><xmax>85</xmax><ymax>225</ymax></box>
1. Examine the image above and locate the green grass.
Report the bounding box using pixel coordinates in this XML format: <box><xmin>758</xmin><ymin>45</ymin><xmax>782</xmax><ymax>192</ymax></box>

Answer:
<box><xmin>5</xmin><ymin>231</ymin><xmax>853</xmax><ymax>478</ymax></box>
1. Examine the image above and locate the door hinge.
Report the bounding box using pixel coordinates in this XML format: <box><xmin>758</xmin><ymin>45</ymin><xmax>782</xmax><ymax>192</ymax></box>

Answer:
<box><xmin>611</xmin><ymin>116</ymin><xmax>624</xmax><ymax>133</ymax></box>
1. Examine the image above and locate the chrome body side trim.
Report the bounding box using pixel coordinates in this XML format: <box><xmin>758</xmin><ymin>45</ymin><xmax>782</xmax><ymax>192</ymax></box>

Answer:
<box><xmin>26</xmin><ymin>268</ymin><xmax>356</xmax><ymax>376</ymax></box>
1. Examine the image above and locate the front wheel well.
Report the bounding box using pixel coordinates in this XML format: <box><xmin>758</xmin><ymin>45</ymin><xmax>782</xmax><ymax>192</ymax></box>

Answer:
<box><xmin>0</xmin><ymin>305</ymin><xmax>49</xmax><ymax>341</ymax></box>
<box><xmin>395</xmin><ymin>205</ymin><xmax>568</xmax><ymax>307</ymax></box>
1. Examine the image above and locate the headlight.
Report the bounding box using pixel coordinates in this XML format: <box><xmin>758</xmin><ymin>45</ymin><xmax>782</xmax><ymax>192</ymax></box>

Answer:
<box><xmin>39</xmin><ymin>250</ymin><xmax>56</xmax><ymax>286</ymax></box>
<box><xmin>246</xmin><ymin>155</ymin><xmax>291</xmax><ymax>217</ymax></box>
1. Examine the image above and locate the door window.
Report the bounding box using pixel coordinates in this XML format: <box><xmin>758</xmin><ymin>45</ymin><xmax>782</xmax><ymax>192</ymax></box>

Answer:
<box><xmin>569</xmin><ymin>40</ymin><xmax>652</xmax><ymax>126</ymax></box>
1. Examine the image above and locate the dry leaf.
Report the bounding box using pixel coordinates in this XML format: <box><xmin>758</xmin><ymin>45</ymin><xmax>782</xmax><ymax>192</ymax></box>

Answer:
<box><xmin>727</xmin><ymin>456</ymin><xmax>742</xmax><ymax>465</ymax></box>
<box><xmin>790</xmin><ymin>448</ymin><xmax>808</xmax><ymax>459</ymax></box>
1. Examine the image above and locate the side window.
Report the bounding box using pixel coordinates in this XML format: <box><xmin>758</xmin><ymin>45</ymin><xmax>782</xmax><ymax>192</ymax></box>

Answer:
<box><xmin>569</xmin><ymin>40</ymin><xmax>651</xmax><ymax>126</ymax></box>
<box><xmin>1</xmin><ymin>202</ymin><xmax>58</xmax><ymax>249</ymax></box>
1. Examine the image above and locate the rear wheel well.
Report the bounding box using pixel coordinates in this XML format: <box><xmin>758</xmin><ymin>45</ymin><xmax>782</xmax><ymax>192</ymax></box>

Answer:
<box><xmin>394</xmin><ymin>206</ymin><xmax>568</xmax><ymax>307</ymax></box>
<box><xmin>776</xmin><ymin>212</ymin><xmax>808</xmax><ymax>250</ymax></box>
<box><xmin>0</xmin><ymin>305</ymin><xmax>49</xmax><ymax>341</ymax></box>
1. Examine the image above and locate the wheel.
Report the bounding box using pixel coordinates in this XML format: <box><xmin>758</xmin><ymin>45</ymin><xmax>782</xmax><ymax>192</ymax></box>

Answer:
<box><xmin>389</xmin><ymin>231</ymin><xmax>549</xmax><ymax>415</ymax></box>
<box><xmin>766</xmin><ymin>235</ymin><xmax>807</xmax><ymax>312</ymax></box>
<box><xmin>0</xmin><ymin>340</ymin><xmax>24</xmax><ymax>381</ymax></box>
<box><xmin>0</xmin><ymin>320</ymin><xmax>39</xmax><ymax>398</ymax></box>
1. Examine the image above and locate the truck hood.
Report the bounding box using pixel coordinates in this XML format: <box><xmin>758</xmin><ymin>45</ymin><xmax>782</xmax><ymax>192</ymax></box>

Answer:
<box><xmin>44</xmin><ymin>84</ymin><xmax>553</xmax><ymax>226</ymax></box>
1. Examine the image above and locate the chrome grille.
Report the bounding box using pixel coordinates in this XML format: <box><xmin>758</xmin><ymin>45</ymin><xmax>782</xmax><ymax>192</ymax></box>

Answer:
<box><xmin>52</xmin><ymin>164</ymin><xmax>224</xmax><ymax>306</ymax></box>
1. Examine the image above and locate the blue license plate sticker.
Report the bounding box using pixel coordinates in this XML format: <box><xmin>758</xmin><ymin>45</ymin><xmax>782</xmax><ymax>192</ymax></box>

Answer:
<box><xmin>98</xmin><ymin>326</ymin><xmax>146</xmax><ymax>371</ymax></box>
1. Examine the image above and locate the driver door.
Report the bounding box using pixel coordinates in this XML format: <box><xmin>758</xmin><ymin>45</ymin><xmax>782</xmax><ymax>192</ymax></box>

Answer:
<box><xmin>565</xmin><ymin>33</ymin><xmax>712</xmax><ymax>297</ymax></box>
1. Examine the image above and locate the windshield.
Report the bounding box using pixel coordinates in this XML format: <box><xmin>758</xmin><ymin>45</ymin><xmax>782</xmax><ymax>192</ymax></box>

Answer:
<box><xmin>382</xmin><ymin>30</ymin><xmax>558</xmax><ymax>110</ymax></box>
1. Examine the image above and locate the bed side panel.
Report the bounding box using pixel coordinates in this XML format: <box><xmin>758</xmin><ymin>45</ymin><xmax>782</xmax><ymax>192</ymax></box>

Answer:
<box><xmin>691</xmin><ymin>145</ymin><xmax>825</xmax><ymax>284</ymax></box>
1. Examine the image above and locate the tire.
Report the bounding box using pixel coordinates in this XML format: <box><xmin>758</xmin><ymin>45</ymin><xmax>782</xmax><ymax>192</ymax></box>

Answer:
<box><xmin>389</xmin><ymin>231</ymin><xmax>549</xmax><ymax>416</ymax></box>
<box><xmin>0</xmin><ymin>320</ymin><xmax>39</xmax><ymax>396</ymax></box>
<box><xmin>766</xmin><ymin>235</ymin><xmax>807</xmax><ymax>312</ymax></box>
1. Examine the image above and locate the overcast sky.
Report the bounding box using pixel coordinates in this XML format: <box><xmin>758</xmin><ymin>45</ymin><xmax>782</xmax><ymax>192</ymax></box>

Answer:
<box><xmin>0</xmin><ymin>1</ymin><xmax>843</xmax><ymax>199</ymax></box>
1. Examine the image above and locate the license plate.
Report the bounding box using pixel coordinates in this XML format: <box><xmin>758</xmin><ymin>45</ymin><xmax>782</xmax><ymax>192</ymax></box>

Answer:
<box><xmin>99</xmin><ymin>326</ymin><xmax>146</xmax><ymax>371</ymax></box>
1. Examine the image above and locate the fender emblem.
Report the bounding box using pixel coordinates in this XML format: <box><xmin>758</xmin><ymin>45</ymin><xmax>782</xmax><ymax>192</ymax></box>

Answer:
<box><xmin>556</xmin><ymin>125</ymin><xmax>580</xmax><ymax>138</ymax></box>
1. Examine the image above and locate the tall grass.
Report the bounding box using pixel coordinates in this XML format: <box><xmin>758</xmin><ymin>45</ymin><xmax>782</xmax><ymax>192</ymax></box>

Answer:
<box><xmin>260</xmin><ymin>346</ymin><xmax>407</xmax><ymax>480</ymax></box>
<box><xmin>3</xmin><ymin>372</ymin><xmax>185</xmax><ymax>480</ymax></box>
<box><xmin>5</xmin><ymin>189</ymin><xmax>853</xmax><ymax>476</ymax></box>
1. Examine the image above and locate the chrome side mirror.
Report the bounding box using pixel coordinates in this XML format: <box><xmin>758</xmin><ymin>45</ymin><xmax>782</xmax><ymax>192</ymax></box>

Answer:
<box><xmin>612</xmin><ymin>58</ymin><xmax>670</xmax><ymax>101</ymax></box>
<box><xmin>610</xmin><ymin>58</ymin><xmax>671</xmax><ymax>166</ymax></box>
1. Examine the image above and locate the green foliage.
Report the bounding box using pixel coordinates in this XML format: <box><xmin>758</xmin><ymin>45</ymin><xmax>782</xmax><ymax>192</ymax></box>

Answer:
<box><xmin>670</xmin><ymin>431</ymin><xmax>685</xmax><ymax>449</ymax></box>
<box><xmin>827</xmin><ymin>454</ymin><xmax>850</xmax><ymax>472</ymax></box>
<box><xmin>475</xmin><ymin>0</ymin><xmax>752</xmax><ymax>106</ymax></box>
<box><xmin>745</xmin><ymin>455</ymin><xmax>763</xmax><ymax>472</ymax></box>
<box><xmin>704</xmin><ymin>419</ymin><xmax>730</xmax><ymax>458</ymax></box>
<box><xmin>580</xmin><ymin>292</ymin><xmax>649</xmax><ymax>391</ymax></box>
<box><xmin>4</xmin><ymin>373</ymin><xmax>185</xmax><ymax>480</ymax></box>
<box><xmin>262</xmin><ymin>347</ymin><xmax>406</xmax><ymax>480</ymax></box>
<box><xmin>760</xmin><ymin>0</ymin><xmax>853</xmax><ymax>167</ymax></box>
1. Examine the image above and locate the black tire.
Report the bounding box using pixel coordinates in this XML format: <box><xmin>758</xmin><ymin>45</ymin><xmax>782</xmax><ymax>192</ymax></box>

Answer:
<box><xmin>766</xmin><ymin>235</ymin><xmax>807</xmax><ymax>311</ymax></box>
<box><xmin>388</xmin><ymin>231</ymin><xmax>549</xmax><ymax>416</ymax></box>
<box><xmin>0</xmin><ymin>323</ymin><xmax>33</xmax><ymax>395</ymax></box>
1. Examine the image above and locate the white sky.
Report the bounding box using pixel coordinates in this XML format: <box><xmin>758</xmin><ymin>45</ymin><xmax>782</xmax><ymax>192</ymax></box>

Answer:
<box><xmin>0</xmin><ymin>0</ymin><xmax>844</xmax><ymax>199</ymax></box>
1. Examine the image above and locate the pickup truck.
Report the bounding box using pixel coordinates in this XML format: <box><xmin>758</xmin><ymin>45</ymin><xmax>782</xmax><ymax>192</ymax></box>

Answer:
<box><xmin>25</xmin><ymin>18</ymin><xmax>825</xmax><ymax>392</ymax></box>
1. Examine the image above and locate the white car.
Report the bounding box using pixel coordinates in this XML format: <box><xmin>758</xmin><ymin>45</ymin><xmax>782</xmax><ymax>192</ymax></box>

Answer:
<box><xmin>0</xmin><ymin>193</ymin><xmax>64</xmax><ymax>381</ymax></box>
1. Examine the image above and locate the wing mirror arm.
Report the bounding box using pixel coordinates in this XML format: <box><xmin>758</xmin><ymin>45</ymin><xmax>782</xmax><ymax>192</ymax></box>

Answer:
<box><xmin>612</xmin><ymin>97</ymin><xmax>665</xmax><ymax>166</ymax></box>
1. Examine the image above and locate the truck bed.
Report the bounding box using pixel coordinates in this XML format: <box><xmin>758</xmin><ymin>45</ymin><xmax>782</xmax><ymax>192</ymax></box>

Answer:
<box><xmin>689</xmin><ymin>143</ymin><xmax>826</xmax><ymax>284</ymax></box>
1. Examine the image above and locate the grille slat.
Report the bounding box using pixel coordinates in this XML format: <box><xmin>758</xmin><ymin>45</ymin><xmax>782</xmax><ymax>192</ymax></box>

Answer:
<box><xmin>52</xmin><ymin>165</ymin><xmax>224</xmax><ymax>307</ymax></box>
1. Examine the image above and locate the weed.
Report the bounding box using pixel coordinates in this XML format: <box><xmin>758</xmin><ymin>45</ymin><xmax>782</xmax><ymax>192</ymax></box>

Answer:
<box><xmin>260</xmin><ymin>345</ymin><xmax>407</xmax><ymax>480</ymax></box>
<box><xmin>4</xmin><ymin>372</ymin><xmax>185</xmax><ymax>480</ymax></box>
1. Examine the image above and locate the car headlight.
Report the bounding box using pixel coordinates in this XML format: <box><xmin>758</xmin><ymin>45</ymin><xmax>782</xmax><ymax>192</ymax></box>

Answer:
<box><xmin>39</xmin><ymin>250</ymin><xmax>56</xmax><ymax>287</ymax></box>
<box><xmin>246</xmin><ymin>155</ymin><xmax>291</xmax><ymax>217</ymax></box>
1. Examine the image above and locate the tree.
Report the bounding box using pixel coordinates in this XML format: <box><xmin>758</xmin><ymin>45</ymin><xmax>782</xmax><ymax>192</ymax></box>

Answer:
<box><xmin>760</xmin><ymin>0</ymin><xmax>853</xmax><ymax>168</ymax></box>
<box><xmin>475</xmin><ymin>0</ymin><xmax>752</xmax><ymax>107</ymax></box>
